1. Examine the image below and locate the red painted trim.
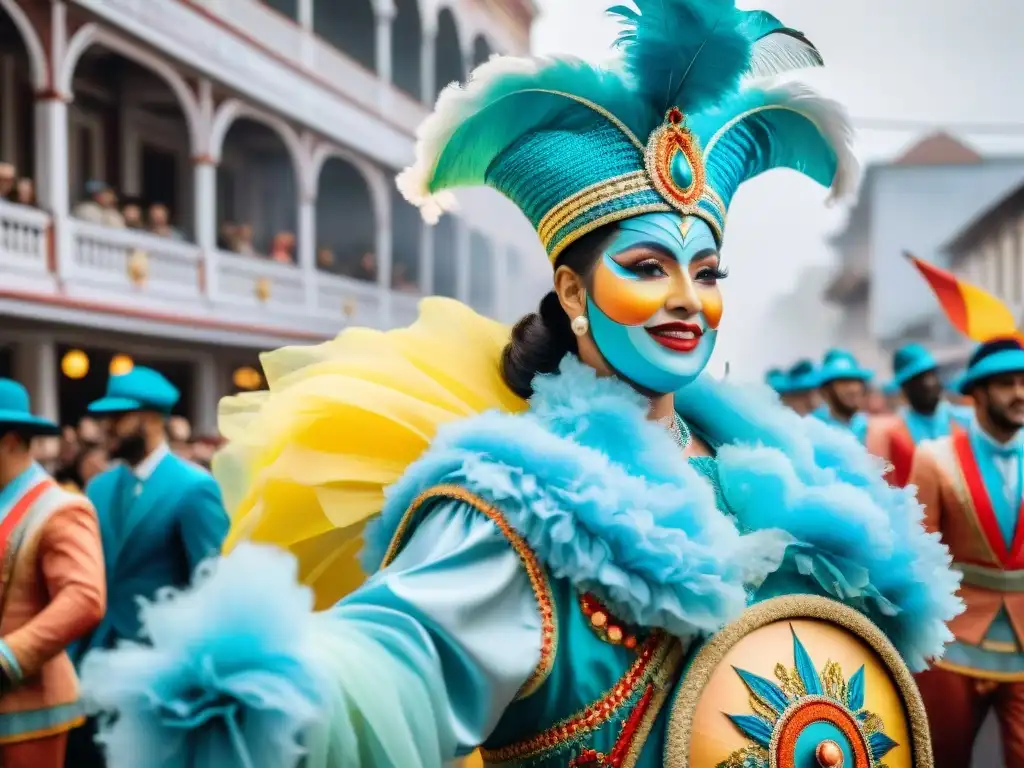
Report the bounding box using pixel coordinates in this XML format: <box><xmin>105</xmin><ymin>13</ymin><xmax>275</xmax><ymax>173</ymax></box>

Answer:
<box><xmin>175</xmin><ymin>0</ymin><xmax>419</xmax><ymax>140</ymax></box>
<box><xmin>888</xmin><ymin>419</ymin><xmax>916</xmax><ymax>487</ymax></box>
<box><xmin>0</xmin><ymin>480</ymin><xmax>52</xmax><ymax>560</ymax></box>
<box><xmin>952</xmin><ymin>426</ymin><xmax>1017</xmax><ymax>567</ymax></box>
<box><xmin>0</xmin><ymin>287</ymin><xmax>328</xmax><ymax>342</ymax></box>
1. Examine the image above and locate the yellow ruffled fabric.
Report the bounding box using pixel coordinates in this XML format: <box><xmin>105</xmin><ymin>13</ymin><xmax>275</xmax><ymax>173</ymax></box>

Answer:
<box><xmin>213</xmin><ymin>298</ymin><xmax>526</xmax><ymax>610</ymax></box>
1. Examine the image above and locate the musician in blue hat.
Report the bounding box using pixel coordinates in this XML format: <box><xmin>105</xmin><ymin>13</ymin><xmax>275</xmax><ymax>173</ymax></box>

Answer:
<box><xmin>873</xmin><ymin>343</ymin><xmax>970</xmax><ymax>486</ymax></box>
<box><xmin>65</xmin><ymin>366</ymin><xmax>228</xmax><ymax>768</ymax></box>
<box><xmin>813</xmin><ymin>348</ymin><xmax>873</xmax><ymax>442</ymax></box>
<box><xmin>0</xmin><ymin>380</ymin><xmax>104</xmax><ymax>768</ymax></box>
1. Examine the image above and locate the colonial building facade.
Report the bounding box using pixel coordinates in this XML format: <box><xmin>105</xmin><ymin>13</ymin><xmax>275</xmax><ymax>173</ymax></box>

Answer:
<box><xmin>0</xmin><ymin>0</ymin><xmax>543</xmax><ymax>432</ymax></box>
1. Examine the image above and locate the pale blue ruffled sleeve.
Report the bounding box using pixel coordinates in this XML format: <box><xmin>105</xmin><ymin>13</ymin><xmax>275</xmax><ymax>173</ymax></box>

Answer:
<box><xmin>79</xmin><ymin>499</ymin><xmax>542</xmax><ymax>768</ymax></box>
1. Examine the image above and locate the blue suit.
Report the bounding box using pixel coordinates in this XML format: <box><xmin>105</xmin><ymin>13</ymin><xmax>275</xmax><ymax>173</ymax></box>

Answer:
<box><xmin>69</xmin><ymin>451</ymin><xmax>227</xmax><ymax>664</ymax></box>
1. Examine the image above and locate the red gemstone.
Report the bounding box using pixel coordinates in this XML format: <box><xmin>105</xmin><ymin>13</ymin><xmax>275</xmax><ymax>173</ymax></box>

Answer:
<box><xmin>668</xmin><ymin>107</ymin><xmax>684</xmax><ymax>125</ymax></box>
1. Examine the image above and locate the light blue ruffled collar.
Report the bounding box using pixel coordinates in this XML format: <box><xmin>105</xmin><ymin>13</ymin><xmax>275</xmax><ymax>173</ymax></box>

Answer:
<box><xmin>365</xmin><ymin>355</ymin><xmax>961</xmax><ymax>668</ymax></box>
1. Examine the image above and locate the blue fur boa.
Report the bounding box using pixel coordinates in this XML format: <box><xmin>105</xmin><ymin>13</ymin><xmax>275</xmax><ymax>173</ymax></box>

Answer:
<box><xmin>366</xmin><ymin>355</ymin><xmax>962</xmax><ymax>671</ymax></box>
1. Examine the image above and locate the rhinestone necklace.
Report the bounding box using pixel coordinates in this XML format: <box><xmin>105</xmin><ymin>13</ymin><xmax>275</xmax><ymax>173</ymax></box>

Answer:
<box><xmin>662</xmin><ymin>412</ymin><xmax>692</xmax><ymax>450</ymax></box>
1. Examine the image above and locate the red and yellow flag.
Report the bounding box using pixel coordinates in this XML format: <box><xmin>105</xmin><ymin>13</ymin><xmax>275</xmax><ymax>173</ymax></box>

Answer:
<box><xmin>904</xmin><ymin>252</ymin><xmax>1020</xmax><ymax>343</ymax></box>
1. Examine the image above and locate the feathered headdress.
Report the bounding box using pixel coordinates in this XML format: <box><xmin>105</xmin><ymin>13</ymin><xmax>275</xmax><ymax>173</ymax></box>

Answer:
<box><xmin>398</xmin><ymin>0</ymin><xmax>857</xmax><ymax>263</ymax></box>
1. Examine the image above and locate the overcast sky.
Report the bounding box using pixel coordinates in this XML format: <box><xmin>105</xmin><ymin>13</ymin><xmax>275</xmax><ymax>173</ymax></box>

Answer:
<box><xmin>530</xmin><ymin>0</ymin><xmax>1024</xmax><ymax>377</ymax></box>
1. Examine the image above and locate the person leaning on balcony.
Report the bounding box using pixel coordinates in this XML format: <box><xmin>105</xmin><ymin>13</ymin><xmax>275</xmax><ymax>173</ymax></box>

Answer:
<box><xmin>0</xmin><ymin>163</ymin><xmax>16</xmax><ymax>199</ymax></box>
<box><xmin>72</xmin><ymin>181</ymin><xmax>124</xmax><ymax>229</ymax></box>
<box><xmin>63</xmin><ymin>366</ymin><xmax>229</xmax><ymax>768</ymax></box>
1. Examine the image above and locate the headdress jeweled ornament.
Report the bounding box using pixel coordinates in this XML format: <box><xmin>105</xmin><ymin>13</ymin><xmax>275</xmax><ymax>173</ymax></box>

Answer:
<box><xmin>646</xmin><ymin>108</ymin><xmax>706</xmax><ymax>215</ymax></box>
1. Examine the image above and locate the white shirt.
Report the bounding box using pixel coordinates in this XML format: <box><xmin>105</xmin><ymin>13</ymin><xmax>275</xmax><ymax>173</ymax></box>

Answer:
<box><xmin>973</xmin><ymin>418</ymin><xmax>1024</xmax><ymax>510</ymax></box>
<box><xmin>130</xmin><ymin>442</ymin><xmax>171</xmax><ymax>494</ymax></box>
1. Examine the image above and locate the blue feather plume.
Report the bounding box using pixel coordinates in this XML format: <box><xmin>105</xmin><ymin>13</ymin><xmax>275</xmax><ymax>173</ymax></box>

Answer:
<box><xmin>737</xmin><ymin>10</ymin><xmax>824</xmax><ymax>78</ymax></box>
<box><xmin>728</xmin><ymin>714</ymin><xmax>774</xmax><ymax>747</ymax></box>
<box><xmin>608</xmin><ymin>0</ymin><xmax>751</xmax><ymax>115</ymax></box>
<box><xmin>792</xmin><ymin>626</ymin><xmax>823</xmax><ymax>695</ymax></box>
<box><xmin>734</xmin><ymin>666</ymin><xmax>790</xmax><ymax>715</ymax></box>
<box><xmin>846</xmin><ymin>665</ymin><xmax>866</xmax><ymax>711</ymax></box>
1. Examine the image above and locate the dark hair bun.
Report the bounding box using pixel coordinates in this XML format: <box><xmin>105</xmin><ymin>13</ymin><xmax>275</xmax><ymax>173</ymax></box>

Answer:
<box><xmin>501</xmin><ymin>292</ymin><xmax>576</xmax><ymax>399</ymax></box>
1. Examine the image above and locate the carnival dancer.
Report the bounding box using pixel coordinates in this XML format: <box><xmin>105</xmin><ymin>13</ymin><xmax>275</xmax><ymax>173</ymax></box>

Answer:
<box><xmin>65</xmin><ymin>366</ymin><xmax>228</xmax><ymax>768</ymax></box>
<box><xmin>813</xmin><ymin>348</ymin><xmax>874</xmax><ymax>442</ymax></box>
<box><xmin>870</xmin><ymin>343</ymin><xmax>969</xmax><ymax>487</ymax></box>
<box><xmin>79</xmin><ymin>4</ymin><xmax>960</xmax><ymax>767</ymax></box>
<box><xmin>0</xmin><ymin>379</ymin><xmax>105</xmax><ymax>768</ymax></box>
<box><xmin>777</xmin><ymin>358</ymin><xmax>820</xmax><ymax>416</ymax></box>
<box><xmin>902</xmin><ymin>255</ymin><xmax>1024</xmax><ymax>767</ymax></box>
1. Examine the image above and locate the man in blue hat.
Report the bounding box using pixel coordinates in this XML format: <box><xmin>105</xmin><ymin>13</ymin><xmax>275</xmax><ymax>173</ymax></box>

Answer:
<box><xmin>777</xmin><ymin>358</ymin><xmax>820</xmax><ymax>416</ymax></box>
<box><xmin>65</xmin><ymin>366</ymin><xmax>228</xmax><ymax>768</ymax></box>
<box><xmin>873</xmin><ymin>343</ymin><xmax>970</xmax><ymax>486</ymax></box>
<box><xmin>909</xmin><ymin>338</ymin><xmax>1024</xmax><ymax>766</ymax></box>
<box><xmin>0</xmin><ymin>380</ymin><xmax>104</xmax><ymax>768</ymax></box>
<box><xmin>813</xmin><ymin>348</ymin><xmax>874</xmax><ymax>442</ymax></box>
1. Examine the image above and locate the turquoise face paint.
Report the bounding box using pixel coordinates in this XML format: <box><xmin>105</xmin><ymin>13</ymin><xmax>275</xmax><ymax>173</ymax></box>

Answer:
<box><xmin>587</xmin><ymin>212</ymin><xmax>720</xmax><ymax>394</ymax></box>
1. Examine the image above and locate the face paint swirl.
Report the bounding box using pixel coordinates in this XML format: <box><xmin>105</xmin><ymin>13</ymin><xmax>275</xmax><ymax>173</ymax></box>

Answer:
<box><xmin>586</xmin><ymin>213</ymin><xmax>724</xmax><ymax>394</ymax></box>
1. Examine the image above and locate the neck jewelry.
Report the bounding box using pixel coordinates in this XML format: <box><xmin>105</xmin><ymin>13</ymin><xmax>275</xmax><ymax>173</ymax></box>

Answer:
<box><xmin>662</xmin><ymin>412</ymin><xmax>692</xmax><ymax>450</ymax></box>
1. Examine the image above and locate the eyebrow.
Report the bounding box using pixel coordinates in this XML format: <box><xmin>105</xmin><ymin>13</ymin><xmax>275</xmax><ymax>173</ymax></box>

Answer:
<box><xmin>689</xmin><ymin>247</ymin><xmax>719</xmax><ymax>264</ymax></box>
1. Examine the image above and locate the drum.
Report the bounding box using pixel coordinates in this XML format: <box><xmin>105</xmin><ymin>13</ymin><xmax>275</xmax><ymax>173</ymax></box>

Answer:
<box><xmin>664</xmin><ymin>595</ymin><xmax>932</xmax><ymax>767</ymax></box>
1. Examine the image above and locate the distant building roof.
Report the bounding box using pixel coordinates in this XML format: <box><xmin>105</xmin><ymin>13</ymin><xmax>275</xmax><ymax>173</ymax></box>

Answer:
<box><xmin>944</xmin><ymin>179</ymin><xmax>1024</xmax><ymax>258</ymax></box>
<box><xmin>892</xmin><ymin>132</ymin><xmax>982</xmax><ymax>166</ymax></box>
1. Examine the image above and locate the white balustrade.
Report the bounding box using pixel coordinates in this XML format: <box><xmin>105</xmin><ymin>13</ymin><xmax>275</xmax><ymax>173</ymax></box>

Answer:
<box><xmin>316</xmin><ymin>272</ymin><xmax>384</xmax><ymax>326</ymax></box>
<box><xmin>390</xmin><ymin>291</ymin><xmax>421</xmax><ymax>328</ymax></box>
<box><xmin>66</xmin><ymin>219</ymin><xmax>202</xmax><ymax>298</ymax></box>
<box><xmin>0</xmin><ymin>202</ymin><xmax>50</xmax><ymax>277</ymax></box>
<box><xmin>213</xmin><ymin>250</ymin><xmax>307</xmax><ymax>311</ymax></box>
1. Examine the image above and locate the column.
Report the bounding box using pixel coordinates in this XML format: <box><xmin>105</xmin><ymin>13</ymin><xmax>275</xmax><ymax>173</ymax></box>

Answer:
<box><xmin>1004</xmin><ymin>225</ymin><xmax>1021</xmax><ymax>304</ymax></box>
<box><xmin>298</xmin><ymin>195</ymin><xmax>316</xmax><ymax>307</ymax></box>
<box><xmin>1</xmin><ymin>55</ymin><xmax>16</xmax><ymax>164</ymax></box>
<box><xmin>193</xmin><ymin>156</ymin><xmax>218</xmax><ymax>296</ymax></box>
<box><xmin>13</xmin><ymin>338</ymin><xmax>58</xmax><ymax>425</ymax></box>
<box><xmin>191</xmin><ymin>352</ymin><xmax>219</xmax><ymax>436</ymax></box>
<box><xmin>298</xmin><ymin>0</ymin><xmax>315</xmax><ymax>67</ymax></box>
<box><xmin>376</xmin><ymin>192</ymin><xmax>393</xmax><ymax>326</ymax></box>
<box><xmin>34</xmin><ymin>97</ymin><xmax>69</xmax><ymax>218</ymax></box>
<box><xmin>455</xmin><ymin>219</ymin><xmax>470</xmax><ymax>303</ymax></box>
<box><xmin>420</xmin><ymin>27</ymin><xmax>436</xmax><ymax>105</ymax></box>
<box><xmin>375</xmin><ymin>0</ymin><xmax>395</xmax><ymax>85</ymax></box>
<box><xmin>419</xmin><ymin>221</ymin><xmax>434</xmax><ymax>295</ymax></box>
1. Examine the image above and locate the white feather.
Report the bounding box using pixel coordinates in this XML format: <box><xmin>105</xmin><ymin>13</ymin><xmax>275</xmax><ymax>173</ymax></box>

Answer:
<box><xmin>745</xmin><ymin>33</ymin><xmax>823</xmax><ymax>81</ymax></box>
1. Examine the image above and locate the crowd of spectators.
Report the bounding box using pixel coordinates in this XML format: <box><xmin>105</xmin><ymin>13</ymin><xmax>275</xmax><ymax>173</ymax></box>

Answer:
<box><xmin>72</xmin><ymin>179</ymin><xmax>185</xmax><ymax>240</ymax></box>
<box><xmin>0</xmin><ymin>162</ymin><xmax>35</xmax><ymax>206</ymax></box>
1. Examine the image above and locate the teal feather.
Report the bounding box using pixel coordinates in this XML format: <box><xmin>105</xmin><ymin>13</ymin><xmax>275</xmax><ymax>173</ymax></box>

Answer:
<box><xmin>846</xmin><ymin>665</ymin><xmax>865</xmax><ymax>710</ymax></box>
<box><xmin>737</xmin><ymin>11</ymin><xmax>824</xmax><ymax>78</ymax></box>
<box><xmin>689</xmin><ymin>82</ymin><xmax>857</xmax><ymax>210</ymax></box>
<box><xmin>734</xmin><ymin>666</ymin><xmax>789</xmax><ymax>714</ymax></box>
<box><xmin>608</xmin><ymin>0</ymin><xmax>751</xmax><ymax>115</ymax></box>
<box><xmin>792</xmin><ymin>627</ymin><xmax>823</xmax><ymax>695</ymax></box>
<box><xmin>398</xmin><ymin>56</ymin><xmax>653</xmax><ymax>216</ymax></box>
<box><xmin>727</xmin><ymin>714</ymin><xmax>774</xmax><ymax>747</ymax></box>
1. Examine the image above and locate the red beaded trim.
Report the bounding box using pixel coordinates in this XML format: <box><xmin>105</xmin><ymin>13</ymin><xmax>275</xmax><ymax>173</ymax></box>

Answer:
<box><xmin>579</xmin><ymin>593</ymin><xmax>642</xmax><ymax>651</ymax></box>
<box><xmin>381</xmin><ymin>484</ymin><xmax>557</xmax><ymax>699</ymax></box>
<box><xmin>480</xmin><ymin>633</ymin><xmax>674</xmax><ymax>763</ymax></box>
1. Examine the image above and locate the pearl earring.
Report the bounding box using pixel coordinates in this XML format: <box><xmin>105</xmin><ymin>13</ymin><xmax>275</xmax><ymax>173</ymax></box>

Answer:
<box><xmin>571</xmin><ymin>315</ymin><xmax>590</xmax><ymax>337</ymax></box>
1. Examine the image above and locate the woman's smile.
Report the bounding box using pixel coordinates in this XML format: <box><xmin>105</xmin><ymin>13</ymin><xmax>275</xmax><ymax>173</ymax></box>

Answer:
<box><xmin>645</xmin><ymin>321</ymin><xmax>703</xmax><ymax>353</ymax></box>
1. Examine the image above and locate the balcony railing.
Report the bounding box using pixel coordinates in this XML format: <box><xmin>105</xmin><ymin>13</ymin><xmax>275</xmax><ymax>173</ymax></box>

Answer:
<box><xmin>0</xmin><ymin>205</ymin><xmax>428</xmax><ymax>339</ymax></box>
<box><xmin>0</xmin><ymin>202</ymin><xmax>50</xmax><ymax>279</ymax></box>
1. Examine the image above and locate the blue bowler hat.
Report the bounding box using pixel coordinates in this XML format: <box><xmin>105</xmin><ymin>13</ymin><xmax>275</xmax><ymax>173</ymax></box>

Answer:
<box><xmin>88</xmin><ymin>366</ymin><xmax>179</xmax><ymax>415</ymax></box>
<box><xmin>0</xmin><ymin>379</ymin><xmax>59</xmax><ymax>436</ymax></box>
<box><xmin>765</xmin><ymin>368</ymin><xmax>787</xmax><ymax>393</ymax></box>
<box><xmin>891</xmin><ymin>343</ymin><xmax>938</xmax><ymax>388</ymax></box>
<box><xmin>782</xmin><ymin>359</ymin><xmax>819</xmax><ymax>392</ymax></box>
<box><xmin>957</xmin><ymin>338</ymin><xmax>1024</xmax><ymax>394</ymax></box>
<box><xmin>817</xmin><ymin>348</ymin><xmax>874</xmax><ymax>385</ymax></box>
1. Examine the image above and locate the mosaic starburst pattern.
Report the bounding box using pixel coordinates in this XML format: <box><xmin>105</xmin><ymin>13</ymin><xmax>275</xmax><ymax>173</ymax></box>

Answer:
<box><xmin>717</xmin><ymin>627</ymin><xmax>898</xmax><ymax>768</ymax></box>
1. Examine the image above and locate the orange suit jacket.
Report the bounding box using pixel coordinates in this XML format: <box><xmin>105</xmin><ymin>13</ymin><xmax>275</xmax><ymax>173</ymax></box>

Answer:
<box><xmin>0</xmin><ymin>478</ymin><xmax>105</xmax><ymax>741</ymax></box>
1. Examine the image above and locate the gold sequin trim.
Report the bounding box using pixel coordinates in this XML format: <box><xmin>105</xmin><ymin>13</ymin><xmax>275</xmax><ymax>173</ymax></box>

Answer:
<box><xmin>538</xmin><ymin>171</ymin><xmax>651</xmax><ymax>247</ymax></box>
<box><xmin>661</xmin><ymin>594</ymin><xmax>933</xmax><ymax>768</ymax></box>
<box><xmin>547</xmin><ymin>203</ymin><xmax>674</xmax><ymax>263</ymax></box>
<box><xmin>380</xmin><ymin>484</ymin><xmax>557</xmax><ymax>699</ymax></box>
<box><xmin>482</xmin><ymin>633</ymin><xmax>683</xmax><ymax>764</ymax></box>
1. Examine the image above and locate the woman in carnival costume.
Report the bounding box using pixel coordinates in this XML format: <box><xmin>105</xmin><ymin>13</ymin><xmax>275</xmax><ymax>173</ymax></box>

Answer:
<box><xmin>80</xmin><ymin>2</ymin><xmax>961</xmax><ymax>767</ymax></box>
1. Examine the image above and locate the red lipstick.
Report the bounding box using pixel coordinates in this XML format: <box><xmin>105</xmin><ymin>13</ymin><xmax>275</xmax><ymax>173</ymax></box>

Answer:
<box><xmin>645</xmin><ymin>322</ymin><xmax>703</xmax><ymax>353</ymax></box>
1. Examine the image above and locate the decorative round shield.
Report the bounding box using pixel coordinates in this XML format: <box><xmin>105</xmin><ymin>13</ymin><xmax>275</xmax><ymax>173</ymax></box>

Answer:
<box><xmin>664</xmin><ymin>595</ymin><xmax>932</xmax><ymax>768</ymax></box>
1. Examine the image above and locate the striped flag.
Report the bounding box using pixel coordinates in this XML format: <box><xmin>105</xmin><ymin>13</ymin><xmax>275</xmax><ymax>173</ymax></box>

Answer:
<box><xmin>903</xmin><ymin>252</ymin><xmax>1019</xmax><ymax>343</ymax></box>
